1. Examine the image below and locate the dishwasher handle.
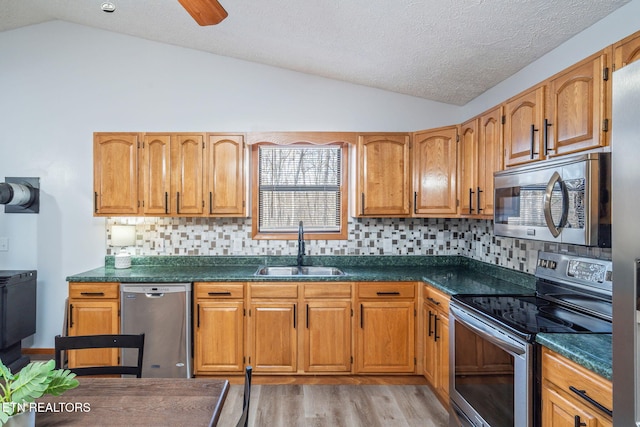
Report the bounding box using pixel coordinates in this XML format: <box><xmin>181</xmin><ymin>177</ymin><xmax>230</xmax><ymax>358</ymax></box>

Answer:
<box><xmin>145</xmin><ymin>293</ymin><xmax>165</xmax><ymax>298</ymax></box>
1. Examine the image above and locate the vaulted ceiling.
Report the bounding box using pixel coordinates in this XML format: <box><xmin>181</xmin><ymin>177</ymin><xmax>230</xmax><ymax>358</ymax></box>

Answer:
<box><xmin>0</xmin><ymin>0</ymin><xmax>631</xmax><ymax>105</ymax></box>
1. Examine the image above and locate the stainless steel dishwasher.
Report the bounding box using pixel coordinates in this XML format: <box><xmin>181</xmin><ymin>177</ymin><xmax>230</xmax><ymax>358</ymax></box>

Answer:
<box><xmin>121</xmin><ymin>283</ymin><xmax>192</xmax><ymax>378</ymax></box>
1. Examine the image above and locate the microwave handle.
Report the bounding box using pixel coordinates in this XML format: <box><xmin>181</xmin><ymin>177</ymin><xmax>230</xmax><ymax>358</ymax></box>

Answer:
<box><xmin>543</xmin><ymin>171</ymin><xmax>569</xmax><ymax>237</ymax></box>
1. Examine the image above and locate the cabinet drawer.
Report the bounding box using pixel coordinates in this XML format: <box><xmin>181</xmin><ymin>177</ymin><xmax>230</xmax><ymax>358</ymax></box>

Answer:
<box><xmin>357</xmin><ymin>282</ymin><xmax>415</xmax><ymax>298</ymax></box>
<box><xmin>542</xmin><ymin>347</ymin><xmax>612</xmax><ymax>414</ymax></box>
<box><xmin>250</xmin><ymin>283</ymin><xmax>298</xmax><ymax>299</ymax></box>
<box><xmin>69</xmin><ymin>283</ymin><xmax>119</xmax><ymax>299</ymax></box>
<box><xmin>303</xmin><ymin>283</ymin><xmax>352</xmax><ymax>299</ymax></box>
<box><xmin>195</xmin><ymin>282</ymin><xmax>244</xmax><ymax>299</ymax></box>
<box><xmin>424</xmin><ymin>284</ymin><xmax>450</xmax><ymax>315</ymax></box>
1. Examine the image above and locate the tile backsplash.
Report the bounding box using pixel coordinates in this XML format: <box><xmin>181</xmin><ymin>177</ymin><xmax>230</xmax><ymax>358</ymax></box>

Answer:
<box><xmin>106</xmin><ymin>217</ymin><xmax>611</xmax><ymax>274</ymax></box>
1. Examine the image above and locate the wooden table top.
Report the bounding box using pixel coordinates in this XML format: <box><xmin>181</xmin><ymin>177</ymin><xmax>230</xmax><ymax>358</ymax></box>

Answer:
<box><xmin>36</xmin><ymin>377</ymin><xmax>229</xmax><ymax>426</ymax></box>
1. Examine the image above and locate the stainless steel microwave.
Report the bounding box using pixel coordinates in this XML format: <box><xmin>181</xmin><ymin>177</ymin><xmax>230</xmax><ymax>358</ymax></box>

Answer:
<box><xmin>493</xmin><ymin>152</ymin><xmax>611</xmax><ymax>247</ymax></box>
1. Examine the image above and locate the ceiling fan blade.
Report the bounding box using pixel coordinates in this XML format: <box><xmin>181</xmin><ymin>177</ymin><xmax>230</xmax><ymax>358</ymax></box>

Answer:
<box><xmin>177</xmin><ymin>0</ymin><xmax>228</xmax><ymax>26</ymax></box>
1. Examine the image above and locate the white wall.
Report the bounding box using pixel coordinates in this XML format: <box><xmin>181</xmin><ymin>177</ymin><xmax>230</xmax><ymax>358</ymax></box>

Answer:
<box><xmin>0</xmin><ymin>21</ymin><xmax>457</xmax><ymax>348</ymax></box>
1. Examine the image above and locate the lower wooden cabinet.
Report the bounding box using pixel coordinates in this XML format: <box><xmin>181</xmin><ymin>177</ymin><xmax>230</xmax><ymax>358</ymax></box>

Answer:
<box><xmin>249</xmin><ymin>283</ymin><xmax>298</xmax><ymax>373</ymax></box>
<box><xmin>355</xmin><ymin>282</ymin><xmax>416</xmax><ymax>373</ymax></box>
<box><xmin>541</xmin><ymin>347</ymin><xmax>612</xmax><ymax>427</ymax></box>
<box><xmin>193</xmin><ymin>282</ymin><xmax>245</xmax><ymax>374</ymax></box>
<box><xmin>67</xmin><ymin>282</ymin><xmax>120</xmax><ymax>369</ymax></box>
<box><xmin>422</xmin><ymin>284</ymin><xmax>450</xmax><ymax>403</ymax></box>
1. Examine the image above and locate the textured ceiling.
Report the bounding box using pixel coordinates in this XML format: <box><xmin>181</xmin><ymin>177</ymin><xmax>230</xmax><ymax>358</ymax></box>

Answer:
<box><xmin>0</xmin><ymin>0</ymin><xmax>631</xmax><ymax>105</ymax></box>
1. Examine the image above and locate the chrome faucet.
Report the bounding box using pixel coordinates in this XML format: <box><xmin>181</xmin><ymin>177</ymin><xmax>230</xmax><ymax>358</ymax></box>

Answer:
<box><xmin>297</xmin><ymin>221</ymin><xmax>305</xmax><ymax>268</ymax></box>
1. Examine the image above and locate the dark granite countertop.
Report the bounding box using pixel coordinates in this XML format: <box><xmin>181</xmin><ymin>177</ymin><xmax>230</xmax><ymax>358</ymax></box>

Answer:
<box><xmin>536</xmin><ymin>333</ymin><xmax>612</xmax><ymax>380</ymax></box>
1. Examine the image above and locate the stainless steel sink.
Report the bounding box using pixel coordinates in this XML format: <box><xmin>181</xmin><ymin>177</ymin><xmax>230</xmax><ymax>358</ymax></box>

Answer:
<box><xmin>255</xmin><ymin>266</ymin><xmax>345</xmax><ymax>276</ymax></box>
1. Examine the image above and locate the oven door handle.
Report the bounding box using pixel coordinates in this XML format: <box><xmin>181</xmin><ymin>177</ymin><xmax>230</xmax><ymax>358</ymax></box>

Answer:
<box><xmin>451</xmin><ymin>305</ymin><xmax>526</xmax><ymax>355</ymax></box>
<box><xmin>543</xmin><ymin>171</ymin><xmax>569</xmax><ymax>238</ymax></box>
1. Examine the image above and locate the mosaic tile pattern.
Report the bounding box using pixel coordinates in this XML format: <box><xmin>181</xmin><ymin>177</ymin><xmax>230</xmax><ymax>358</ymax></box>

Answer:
<box><xmin>106</xmin><ymin>217</ymin><xmax>611</xmax><ymax>274</ymax></box>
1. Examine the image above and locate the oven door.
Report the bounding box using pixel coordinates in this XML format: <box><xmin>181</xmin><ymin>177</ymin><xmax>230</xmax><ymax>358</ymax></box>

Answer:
<box><xmin>449</xmin><ymin>303</ymin><xmax>532</xmax><ymax>427</ymax></box>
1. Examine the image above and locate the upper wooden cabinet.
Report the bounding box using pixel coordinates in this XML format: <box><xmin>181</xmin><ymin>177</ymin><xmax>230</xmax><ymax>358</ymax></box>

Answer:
<box><xmin>205</xmin><ymin>134</ymin><xmax>246</xmax><ymax>216</ymax></box>
<box><xmin>459</xmin><ymin>107</ymin><xmax>503</xmax><ymax>217</ymax></box>
<box><xmin>354</xmin><ymin>134</ymin><xmax>411</xmax><ymax>217</ymax></box>
<box><xmin>504</xmin><ymin>50</ymin><xmax>610</xmax><ymax>167</ymax></box>
<box><xmin>413</xmin><ymin>126</ymin><xmax>458</xmax><ymax>216</ymax></box>
<box><xmin>95</xmin><ymin>132</ymin><xmax>247</xmax><ymax>217</ymax></box>
<box><xmin>614</xmin><ymin>30</ymin><xmax>640</xmax><ymax>70</ymax></box>
<box><xmin>94</xmin><ymin>133</ymin><xmax>139</xmax><ymax>215</ymax></box>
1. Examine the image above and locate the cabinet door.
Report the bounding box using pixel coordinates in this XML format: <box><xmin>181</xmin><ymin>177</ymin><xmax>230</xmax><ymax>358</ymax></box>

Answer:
<box><xmin>195</xmin><ymin>301</ymin><xmax>244</xmax><ymax>373</ymax></box>
<box><xmin>303</xmin><ymin>301</ymin><xmax>352</xmax><ymax>373</ymax></box>
<box><xmin>93</xmin><ymin>133</ymin><xmax>139</xmax><ymax>215</ymax></box>
<box><xmin>413</xmin><ymin>126</ymin><xmax>458</xmax><ymax>216</ymax></box>
<box><xmin>542</xmin><ymin>385</ymin><xmax>606</xmax><ymax>427</ymax></box>
<box><xmin>614</xmin><ymin>31</ymin><xmax>640</xmax><ymax>70</ymax></box>
<box><xmin>250</xmin><ymin>302</ymin><xmax>297</xmax><ymax>373</ymax></box>
<box><xmin>357</xmin><ymin>301</ymin><xmax>414</xmax><ymax>373</ymax></box>
<box><xmin>141</xmin><ymin>134</ymin><xmax>171</xmax><ymax>215</ymax></box>
<box><xmin>206</xmin><ymin>134</ymin><xmax>246</xmax><ymax>216</ymax></box>
<box><xmin>357</xmin><ymin>134</ymin><xmax>411</xmax><ymax>216</ymax></box>
<box><xmin>504</xmin><ymin>86</ymin><xmax>545</xmax><ymax>167</ymax></box>
<box><xmin>477</xmin><ymin>106</ymin><xmax>503</xmax><ymax>215</ymax></box>
<box><xmin>173</xmin><ymin>134</ymin><xmax>204</xmax><ymax>215</ymax></box>
<box><xmin>547</xmin><ymin>52</ymin><xmax>609</xmax><ymax>157</ymax></box>
<box><xmin>67</xmin><ymin>300</ymin><xmax>119</xmax><ymax>368</ymax></box>
<box><xmin>458</xmin><ymin>119</ymin><xmax>477</xmax><ymax>216</ymax></box>
<box><xmin>436</xmin><ymin>312</ymin><xmax>450</xmax><ymax>400</ymax></box>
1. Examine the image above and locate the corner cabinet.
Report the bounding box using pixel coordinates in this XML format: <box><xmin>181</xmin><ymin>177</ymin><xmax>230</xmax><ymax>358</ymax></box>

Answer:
<box><xmin>614</xmin><ymin>30</ymin><xmax>640</xmax><ymax>70</ymax></box>
<box><xmin>354</xmin><ymin>134</ymin><xmax>411</xmax><ymax>217</ymax></box>
<box><xmin>94</xmin><ymin>133</ymin><xmax>139</xmax><ymax>215</ymax></box>
<box><xmin>413</xmin><ymin>126</ymin><xmax>458</xmax><ymax>216</ymax></box>
<box><xmin>541</xmin><ymin>347</ymin><xmax>612</xmax><ymax>427</ymax></box>
<box><xmin>67</xmin><ymin>282</ymin><xmax>120</xmax><ymax>369</ymax></box>
<box><xmin>422</xmin><ymin>284</ymin><xmax>450</xmax><ymax>404</ymax></box>
<box><xmin>355</xmin><ymin>282</ymin><xmax>415</xmax><ymax>373</ymax></box>
<box><xmin>193</xmin><ymin>282</ymin><xmax>245</xmax><ymax>374</ymax></box>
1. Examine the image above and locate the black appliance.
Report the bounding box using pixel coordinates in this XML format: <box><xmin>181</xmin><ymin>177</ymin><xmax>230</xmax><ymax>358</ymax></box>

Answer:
<box><xmin>0</xmin><ymin>270</ymin><xmax>37</xmax><ymax>372</ymax></box>
<box><xmin>449</xmin><ymin>252</ymin><xmax>611</xmax><ymax>426</ymax></box>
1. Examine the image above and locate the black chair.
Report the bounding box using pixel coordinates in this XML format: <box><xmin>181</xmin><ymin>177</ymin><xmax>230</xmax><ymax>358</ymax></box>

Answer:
<box><xmin>236</xmin><ymin>366</ymin><xmax>253</xmax><ymax>427</ymax></box>
<box><xmin>54</xmin><ymin>334</ymin><xmax>145</xmax><ymax>377</ymax></box>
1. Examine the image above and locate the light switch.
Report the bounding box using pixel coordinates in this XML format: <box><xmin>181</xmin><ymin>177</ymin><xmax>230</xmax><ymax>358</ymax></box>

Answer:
<box><xmin>0</xmin><ymin>237</ymin><xmax>8</xmax><ymax>251</ymax></box>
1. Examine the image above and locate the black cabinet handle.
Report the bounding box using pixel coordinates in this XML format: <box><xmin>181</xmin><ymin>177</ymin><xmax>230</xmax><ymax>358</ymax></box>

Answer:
<box><xmin>176</xmin><ymin>192</ymin><xmax>180</xmax><ymax>214</ymax></box>
<box><xmin>574</xmin><ymin>415</ymin><xmax>586</xmax><ymax>427</ymax></box>
<box><xmin>361</xmin><ymin>193</ymin><xmax>365</xmax><ymax>216</ymax></box>
<box><xmin>360</xmin><ymin>304</ymin><xmax>364</xmax><ymax>329</ymax></box>
<box><xmin>209</xmin><ymin>192</ymin><xmax>213</xmax><ymax>215</ymax></box>
<box><xmin>207</xmin><ymin>292</ymin><xmax>231</xmax><ymax>296</ymax></box>
<box><xmin>477</xmin><ymin>187</ymin><xmax>483</xmax><ymax>213</ymax></box>
<box><xmin>377</xmin><ymin>291</ymin><xmax>400</xmax><ymax>296</ymax></box>
<box><xmin>414</xmin><ymin>192</ymin><xmax>418</xmax><ymax>214</ymax></box>
<box><xmin>428</xmin><ymin>310</ymin><xmax>434</xmax><ymax>337</ymax></box>
<box><xmin>468</xmin><ymin>188</ymin><xmax>474</xmax><ymax>214</ymax></box>
<box><xmin>544</xmin><ymin>118</ymin><xmax>553</xmax><ymax>156</ymax></box>
<box><xmin>293</xmin><ymin>303</ymin><xmax>297</xmax><ymax>329</ymax></box>
<box><xmin>94</xmin><ymin>192</ymin><xmax>98</xmax><ymax>213</ymax></box>
<box><xmin>306</xmin><ymin>304</ymin><xmax>309</xmax><ymax>329</ymax></box>
<box><xmin>426</xmin><ymin>297</ymin><xmax>440</xmax><ymax>306</ymax></box>
<box><xmin>530</xmin><ymin>124</ymin><xmax>539</xmax><ymax>159</ymax></box>
<box><xmin>69</xmin><ymin>304</ymin><xmax>74</xmax><ymax>328</ymax></box>
<box><xmin>197</xmin><ymin>303</ymin><xmax>200</xmax><ymax>328</ymax></box>
<box><xmin>165</xmin><ymin>192</ymin><xmax>169</xmax><ymax>214</ymax></box>
<box><xmin>569</xmin><ymin>386</ymin><xmax>613</xmax><ymax>417</ymax></box>
<box><xmin>80</xmin><ymin>292</ymin><xmax>105</xmax><ymax>297</ymax></box>
<box><xmin>434</xmin><ymin>315</ymin><xmax>440</xmax><ymax>342</ymax></box>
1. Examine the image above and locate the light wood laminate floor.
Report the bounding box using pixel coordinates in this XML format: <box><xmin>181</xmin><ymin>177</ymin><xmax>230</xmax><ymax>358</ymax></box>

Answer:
<box><xmin>216</xmin><ymin>384</ymin><xmax>449</xmax><ymax>427</ymax></box>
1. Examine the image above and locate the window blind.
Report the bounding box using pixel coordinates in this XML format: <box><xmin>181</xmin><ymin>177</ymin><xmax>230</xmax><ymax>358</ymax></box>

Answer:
<box><xmin>258</xmin><ymin>145</ymin><xmax>342</xmax><ymax>233</ymax></box>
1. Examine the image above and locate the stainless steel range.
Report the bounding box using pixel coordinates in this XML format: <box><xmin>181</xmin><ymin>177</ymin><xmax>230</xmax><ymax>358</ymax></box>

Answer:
<box><xmin>449</xmin><ymin>251</ymin><xmax>612</xmax><ymax>427</ymax></box>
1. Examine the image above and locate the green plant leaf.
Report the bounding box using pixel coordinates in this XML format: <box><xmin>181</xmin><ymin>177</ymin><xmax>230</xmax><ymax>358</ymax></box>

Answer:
<box><xmin>0</xmin><ymin>361</ymin><xmax>14</xmax><ymax>383</ymax></box>
<box><xmin>9</xmin><ymin>360</ymin><xmax>52</xmax><ymax>403</ymax></box>
<box><xmin>45</xmin><ymin>369</ymin><xmax>79</xmax><ymax>396</ymax></box>
<box><xmin>0</xmin><ymin>411</ymin><xmax>9</xmax><ymax>425</ymax></box>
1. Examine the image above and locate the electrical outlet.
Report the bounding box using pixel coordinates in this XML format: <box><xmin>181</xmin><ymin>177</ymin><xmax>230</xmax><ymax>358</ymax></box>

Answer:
<box><xmin>0</xmin><ymin>237</ymin><xmax>8</xmax><ymax>252</ymax></box>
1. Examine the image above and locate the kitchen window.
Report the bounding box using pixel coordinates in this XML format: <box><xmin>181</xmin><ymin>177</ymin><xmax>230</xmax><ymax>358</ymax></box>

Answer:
<box><xmin>251</xmin><ymin>143</ymin><xmax>348</xmax><ymax>240</ymax></box>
